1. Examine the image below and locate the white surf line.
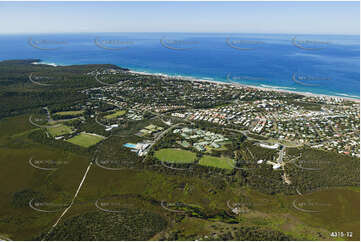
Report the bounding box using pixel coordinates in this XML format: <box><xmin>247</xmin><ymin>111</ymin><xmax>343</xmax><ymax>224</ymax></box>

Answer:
<box><xmin>42</xmin><ymin>163</ymin><xmax>93</xmax><ymax>240</ymax></box>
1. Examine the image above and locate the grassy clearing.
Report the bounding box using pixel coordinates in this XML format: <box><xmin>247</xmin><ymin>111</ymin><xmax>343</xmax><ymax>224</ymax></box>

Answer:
<box><xmin>198</xmin><ymin>155</ymin><xmax>234</xmax><ymax>170</ymax></box>
<box><xmin>47</xmin><ymin>124</ymin><xmax>74</xmax><ymax>137</ymax></box>
<box><xmin>67</xmin><ymin>133</ymin><xmax>105</xmax><ymax>148</ymax></box>
<box><xmin>104</xmin><ymin>110</ymin><xmax>126</xmax><ymax>119</ymax></box>
<box><xmin>0</xmin><ymin>115</ymin><xmax>90</xmax><ymax>240</ymax></box>
<box><xmin>154</xmin><ymin>148</ymin><xmax>197</xmax><ymax>164</ymax></box>
<box><xmin>0</xmin><ymin>115</ymin><xmax>359</xmax><ymax>241</ymax></box>
<box><xmin>54</xmin><ymin>110</ymin><xmax>84</xmax><ymax>116</ymax></box>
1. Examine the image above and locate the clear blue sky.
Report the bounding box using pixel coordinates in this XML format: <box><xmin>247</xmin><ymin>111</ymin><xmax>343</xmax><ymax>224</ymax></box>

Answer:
<box><xmin>0</xmin><ymin>1</ymin><xmax>359</xmax><ymax>35</ymax></box>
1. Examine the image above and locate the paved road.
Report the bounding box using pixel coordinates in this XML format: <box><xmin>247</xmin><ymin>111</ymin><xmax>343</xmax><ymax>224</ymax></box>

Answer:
<box><xmin>142</xmin><ymin>122</ymin><xmax>185</xmax><ymax>162</ymax></box>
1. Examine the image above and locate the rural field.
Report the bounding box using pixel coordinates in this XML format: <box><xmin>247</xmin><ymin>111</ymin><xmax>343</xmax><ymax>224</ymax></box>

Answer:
<box><xmin>67</xmin><ymin>133</ymin><xmax>105</xmax><ymax>148</ymax></box>
<box><xmin>154</xmin><ymin>148</ymin><xmax>197</xmax><ymax>163</ymax></box>
<box><xmin>47</xmin><ymin>124</ymin><xmax>74</xmax><ymax>137</ymax></box>
<box><xmin>199</xmin><ymin>155</ymin><xmax>234</xmax><ymax>170</ymax></box>
<box><xmin>54</xmin><ymin>110</ymin><xmax>84</xmax><ymax>116</ymax></box>
<box><xmin>0</xmin><ymin>115</ymin><xmax>359</xmax><ymax>241</ymax></box>
<box><xmin>104</xmin><ymin>110</ymin><xmax>126</xmax><ymax>119</ymax></box>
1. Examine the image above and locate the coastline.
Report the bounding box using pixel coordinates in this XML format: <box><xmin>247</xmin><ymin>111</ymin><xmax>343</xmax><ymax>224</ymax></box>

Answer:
<box><xmin>128</xmin><ymin>70</ymin><xmax>360</xmax><ymax>103</ymax></box>
<box><xmin>32</xmin><ymin>61</ymin><xmax>360</xmax><ymax>102</ymax></box>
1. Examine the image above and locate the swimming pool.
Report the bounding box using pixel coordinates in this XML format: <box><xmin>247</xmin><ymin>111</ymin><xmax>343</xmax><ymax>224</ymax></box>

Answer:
<box><xmin>124</xmin><ymin>143</ymin><xmax>137</xmax><ymax>148</ymax></box>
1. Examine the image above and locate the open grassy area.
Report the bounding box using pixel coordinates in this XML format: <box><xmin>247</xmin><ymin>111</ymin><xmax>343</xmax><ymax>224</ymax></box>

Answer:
<box><xmin>54</xmin><ymin>110</ymin><xmax>84</xmax><ymax>116</ymax></box>
<box><xmin>0</xmin><ymin>115</ymin><xmax>359</xmax><ymax>241</ymax></box>
<box><xmin>67</xmin><ymin>132</ymin><xmax>105</xmax><ymax>148</ymax></box>
<box><xmin>47</xmin><ymin>124</ymin><xmax>74</xmax><ymax>137</ymax></box>
<box><xmin>198</xmin><ymin>155</ymin><xmax>234</xmax><ymax>170</ymax></box>
<box><xmin>104</xmin><ymin>110</ymin><xmax>126</xmax><ymax>119</ymax></box>
<box><xmin>0</xmin><ymin>115</ymin><xmax>91</xmax><ymax>240</ymax></box>
<box><xmin>154</xmin><ymin>148</ymin><xmax>197</xmax><ymax>163</ymax></box>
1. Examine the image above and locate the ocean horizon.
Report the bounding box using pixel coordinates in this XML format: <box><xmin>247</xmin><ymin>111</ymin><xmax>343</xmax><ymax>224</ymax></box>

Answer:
<box><xmin>0</xmin><ymin>32</ymin><xmax>359</xmax><ymax>98</ymax></box>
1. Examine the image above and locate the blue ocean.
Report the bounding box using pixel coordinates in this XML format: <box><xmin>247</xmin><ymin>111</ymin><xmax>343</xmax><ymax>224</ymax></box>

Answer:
<box><xmin>0</xmin><ymin>33</ymin><xmax>359</xmax><ymax>98</ymax></box>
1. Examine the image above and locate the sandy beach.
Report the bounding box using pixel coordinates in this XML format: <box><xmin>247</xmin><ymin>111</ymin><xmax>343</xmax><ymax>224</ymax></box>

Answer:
<box><xmin>128</xmin><ymin>70</ymin><xmax>360</xmax><ymax>103</ymax></box>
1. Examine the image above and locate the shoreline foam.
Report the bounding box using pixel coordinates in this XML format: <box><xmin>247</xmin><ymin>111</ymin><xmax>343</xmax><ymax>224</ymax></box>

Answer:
<box><xmin>128</xmin><ymin>70</ymin><xmax>360</xmax><ymax>102</ymax></box>
<box><xmin>31</xmin><ymin>60</ymin><xmax>359</xmax><ymax>102</ymax></box>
